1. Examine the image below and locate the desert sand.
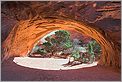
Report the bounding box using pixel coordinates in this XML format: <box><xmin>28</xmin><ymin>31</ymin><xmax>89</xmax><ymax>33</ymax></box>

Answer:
<box><xmin>1</xmin><ymin>57</ymin><xmax>120</xmax><ymax>81</ymax></box>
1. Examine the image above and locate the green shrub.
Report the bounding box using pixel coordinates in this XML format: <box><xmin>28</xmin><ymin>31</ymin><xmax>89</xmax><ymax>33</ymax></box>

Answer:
<box><xmin>71</xmin><ymin>50</ymin><xmax>81</xmax><ymax>60</ymax></box>
<box><xmin>37</xmin><ymin>48</ymin><xmax>47</xmax><ymax>55</ymax></box>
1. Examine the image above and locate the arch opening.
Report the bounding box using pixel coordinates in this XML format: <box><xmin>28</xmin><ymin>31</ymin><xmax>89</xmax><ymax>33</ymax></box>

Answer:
<box><xmin>29</xmin><ymin>30</ymin><xmax>101</xmax><ymax>62</ymax></box>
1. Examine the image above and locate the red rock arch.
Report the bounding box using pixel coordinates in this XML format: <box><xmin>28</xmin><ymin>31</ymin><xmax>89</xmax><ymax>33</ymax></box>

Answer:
<box><xmin>2</xmin><ymin>17</ymin><xmax>120</xmax><ymax>68</ymax></box>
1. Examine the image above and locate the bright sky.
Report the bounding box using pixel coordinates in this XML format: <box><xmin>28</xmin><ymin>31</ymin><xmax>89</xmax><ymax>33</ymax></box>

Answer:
<box><xmin>40</xmin><ymin>30</ymin><xmax>59</xmax><ymax>43</ymax></box>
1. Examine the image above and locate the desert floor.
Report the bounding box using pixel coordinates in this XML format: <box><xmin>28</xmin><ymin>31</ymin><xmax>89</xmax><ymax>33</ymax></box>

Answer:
<box><xmin>1</xmin><ymin>57</ymin><xmax>121</xmax><ymax>81</ymax></box>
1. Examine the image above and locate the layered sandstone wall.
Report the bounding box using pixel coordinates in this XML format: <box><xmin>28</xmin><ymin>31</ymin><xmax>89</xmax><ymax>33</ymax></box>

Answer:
<box><xmin>1</xmin><ymin>1</ymin><xmax>121</xmax><ymax>68</ymax></box>
<box><xmin>1</xmin><ymin>1</ymin><xmax>121</xmax><ymax>43</ymax></box>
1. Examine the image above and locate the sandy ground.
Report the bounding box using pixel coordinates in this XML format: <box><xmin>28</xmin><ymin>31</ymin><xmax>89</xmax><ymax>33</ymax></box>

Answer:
<box><xmin>1</xmin><ymin>57</ymin><xmax>121</xmax><ymax>81</ymax></box>
<box><xmin>13</xmin><ymin>57</ymin><xmax>98</xmax><ymax>70</ymax></box>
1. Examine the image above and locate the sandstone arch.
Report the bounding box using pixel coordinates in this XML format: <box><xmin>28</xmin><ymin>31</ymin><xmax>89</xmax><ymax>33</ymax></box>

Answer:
<box><xmin>2</xmin><ymin>17</ymin><xmax>120</xmax><ymax>68</ymax></box>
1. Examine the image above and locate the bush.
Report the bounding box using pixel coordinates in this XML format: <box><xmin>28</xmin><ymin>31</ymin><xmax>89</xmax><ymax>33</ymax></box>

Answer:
<box><xmin>37</xmin><ymin>48</ymin><xmax>47</xmax><ymax>55</ymax></box>
<box><xmin>71</xmin><ymin>50</ymin><xmax>81</xmax><ymax>60</ymax></box>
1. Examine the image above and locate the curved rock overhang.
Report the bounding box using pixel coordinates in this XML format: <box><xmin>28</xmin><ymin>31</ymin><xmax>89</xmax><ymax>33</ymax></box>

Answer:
<box><xmin>2</xmin><ymin>17</ymin><xmax>120</xmax><ymax>68</ymax></box>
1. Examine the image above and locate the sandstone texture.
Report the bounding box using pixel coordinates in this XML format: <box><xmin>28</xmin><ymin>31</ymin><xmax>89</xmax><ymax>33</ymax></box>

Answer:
<box><xmin>1</xmin><ymin>1</ymin><xmax>121</xmax><ymax>68</ymax></box>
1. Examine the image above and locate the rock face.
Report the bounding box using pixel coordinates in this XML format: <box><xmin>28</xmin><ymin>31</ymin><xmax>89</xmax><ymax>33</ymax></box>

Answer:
<box><xmin>1</xmin><ymin>1</ymin><xmax>121</xmax><ymax>68</ymax></box>
<box><xmin>1</xmin><ymin>1</ymin><xmax>121</xmax><ymax>42</ymax></box>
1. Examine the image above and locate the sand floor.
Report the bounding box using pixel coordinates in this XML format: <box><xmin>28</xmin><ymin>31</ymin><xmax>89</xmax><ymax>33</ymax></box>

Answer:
<box><xmin>13</xmin><ymin>57</ymin><xmax>98</xmax><ymax>70</ymax></box>
<box><xmin>1</xmin><ymin>57</ymin><xmax>121</xmax><ymax>81</ymax></box>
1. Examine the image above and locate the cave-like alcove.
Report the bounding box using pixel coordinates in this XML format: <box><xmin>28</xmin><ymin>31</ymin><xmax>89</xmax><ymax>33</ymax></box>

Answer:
<box><xmin>1</xmin><ymin>1</ymin><xmax>121</xmax><ymax>81</ymax></box>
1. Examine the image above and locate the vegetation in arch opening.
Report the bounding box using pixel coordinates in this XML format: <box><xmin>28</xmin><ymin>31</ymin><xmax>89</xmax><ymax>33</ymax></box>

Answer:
<box><xmin>29</xmin><ymin>30</ymin><xmax>102</xmax><ymax>66</ymax></box>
